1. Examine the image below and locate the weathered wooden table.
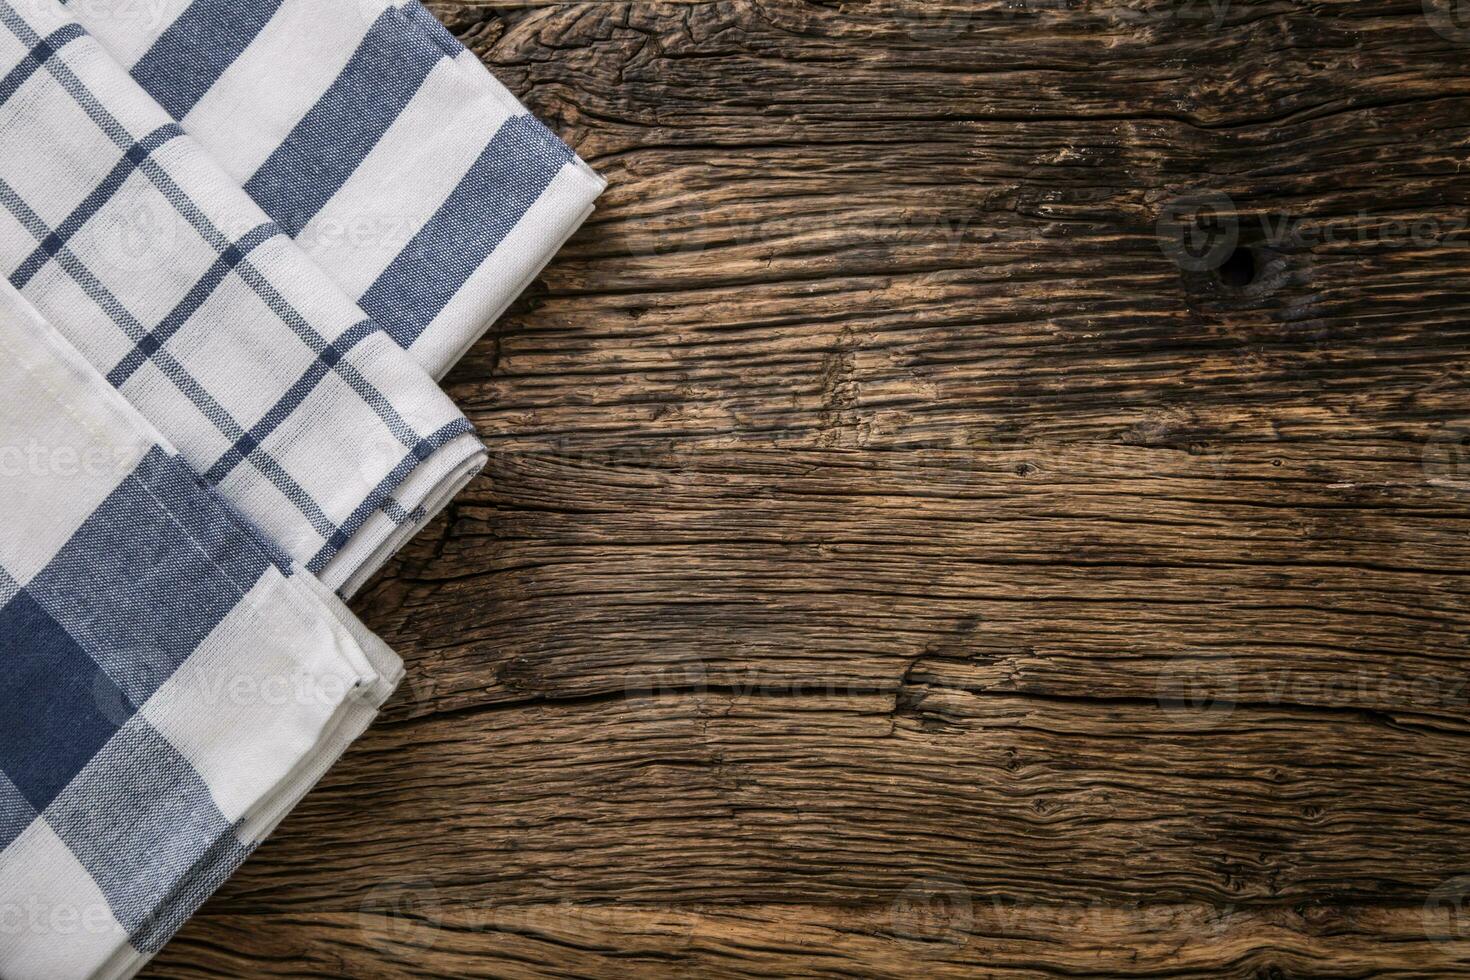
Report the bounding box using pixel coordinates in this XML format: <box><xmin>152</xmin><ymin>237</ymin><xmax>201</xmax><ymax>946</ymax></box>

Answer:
<box><xmin>146</xmin><ymin>1</ymin><xmax>1470</xmax><ymax>975</ymax></box>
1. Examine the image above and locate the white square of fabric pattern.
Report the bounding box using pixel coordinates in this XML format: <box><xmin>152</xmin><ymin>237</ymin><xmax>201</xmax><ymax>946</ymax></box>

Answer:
<box><xmin>238</xmin><ymin>231</ymin><xmax>361</xmax><ymax>323</ymax></box>
<box><xmin>266</xmin><ymin>368</ymin><xmax>405</xmax><ymax>511</ymax></box>
<box><xmin>72</xmin><ymin>0</ymin><xmax>188</xmax><ymax>67</ymax></box>
<box><xmin>164</xmin><ymin>271</ymin><xmax>320</xmax><ymax>429</ymax></box>
<box><xmin>0</xmin><ymin>73</ymin><xmax>122</xmax><ymax>232</ymax></box>
<box><xmin>3</xmin><ymin>255</ymin><xmax>133</xmax><ymax>370</ymax></box>
<box><xmin>0</xmin><ymin>359</ymin><xmax>151</xmax><ymax>587</ymax></box>
<box><xmin>115</xmin><ymin>356</ymin><xmax>236</xmax><ymax>473</ymax></box>
<box><xmin>63</xmin><ymin>171</ymin><xmax>217</xmax><ymax>330</ymax></box>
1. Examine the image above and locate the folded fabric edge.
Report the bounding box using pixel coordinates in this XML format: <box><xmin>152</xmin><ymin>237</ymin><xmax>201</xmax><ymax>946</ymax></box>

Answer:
<box><xmin>388</xmin><ymin>135</ymin><xmax>605</xmax><ymax>382</ymax></box>
<box><xmin>379</xmin><ymin>0</ymin><xmax>610</xmax><ymax>379</ymax></box>
<box><xmin>0</xmin><ymin>281</ymin><xmax>407</xmax><ymax>979</ymax></box>
<box><xmin>320</xmin><ymin>431</ymin><xmax>488</xmax><ymax>598</ymax></box>
<box><xmin>422</xmin><ymin>189</ymin><xmax>603</xmax><ymax>383</ymax></box>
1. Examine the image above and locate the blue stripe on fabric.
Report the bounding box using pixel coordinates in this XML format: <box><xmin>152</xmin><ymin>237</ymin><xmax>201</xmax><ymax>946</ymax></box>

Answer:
<box><xmin>107</xmin><ymin>222</ymin><xmax>279</xmax><ymax>387</ymax></box>
<box><xmin>27</xmin><ymin>446</ymin><xmax>263</xmax><ymax>711</ymax></box>
<box><xmin>11</xmin><ymin>123</ymin><xmax>184</xmax><ymax>289</ymax></box>
<box><xmin>0</xmin><ymin>22</ymin><xmax>82</xmax><ymax>106</ymax></box>
<box><xmin>128</xmin><ymin>446</ymin><xmax>279</xmax><ymax>590</ymax></box>
<box><xmin>203</xmin><ymin>319</ymin><xmax>378</xmax><ymax>486</ymax></box>
<box><xmin>306</xmin><ymin>418</ymin><xmax>476</xmax><ymax>574</ymax></box>
<box><xmin>401</xmin><ymin>1</ymin><xmax>464</xmax><ymax>58</ymax></box>
<box><xmin>360</xmin><ymin>113</ymin><xmax>574</xmax><ymax>350</ymax></box>
<box><xmin>243</xmin><ymin>8</ymin><xmax>444</xmax><ymax>235</ymax></box>
<box><xmin>43</xmin><ymin>717</ymin><xmax>247</xmax><ymax>943</ymax></box>
<box><xmin>129</xmin><ymin>0</ymin><xmax>286</xmax><ymax>120</ymax></box>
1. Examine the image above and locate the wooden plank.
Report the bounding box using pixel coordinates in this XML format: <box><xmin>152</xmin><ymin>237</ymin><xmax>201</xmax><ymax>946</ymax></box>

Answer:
<box><xmin>147</xmin><ymin>442</ymin><xmax>1470</xmax><ymax>975</ymax></box>
<box><xmin>437</xmin><ymin>0</ymin><xmax>1470</xmax><ymax>448</ymax></box>
<box><xmin>143</xmin><ymin>902</ymin><xmax>1470</xmax><ymax>978</ymax></box>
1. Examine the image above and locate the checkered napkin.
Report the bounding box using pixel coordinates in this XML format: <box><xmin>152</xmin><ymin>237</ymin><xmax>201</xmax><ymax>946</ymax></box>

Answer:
<box><xmin>0</xmin><ymin>280</ymin><xmax>403</xmax><ymax>980</ymax></box>
<box><xmin>0</xmin><ymin>0</ymin><xmax>488</xmax><ymax>597</ymax></box>
<box><xmin>65</xmin><ymin>0</ymin><xmax>607</xmax><ymax>379</ymax></box>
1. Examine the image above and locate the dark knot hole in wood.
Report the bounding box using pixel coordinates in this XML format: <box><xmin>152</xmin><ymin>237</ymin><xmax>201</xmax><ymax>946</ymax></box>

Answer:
<box><xmin>1216</xmin><ymin>244</ymin><xmax>1257</xmax><ymax>289</ymax></box>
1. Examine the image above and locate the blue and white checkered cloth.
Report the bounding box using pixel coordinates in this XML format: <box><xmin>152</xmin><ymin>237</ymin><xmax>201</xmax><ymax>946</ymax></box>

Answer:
<box><xmin>0</xmin><ymin>0</ymin><xmax>488</xmax><ymax>597</ymax></box>
<box><xmin>0</xmin><ymin>0</ymin><xmax>607</xmax><ymax>972</ymax></box>
<box><xmin>0</xmin><ymin>279</ymin><xmax>402</xmax><ymax>980</ymax></box>
<box><xmin>64</xmin><ymin>0</ymin><xmax>606</xmax><ymax>379</ymax></box>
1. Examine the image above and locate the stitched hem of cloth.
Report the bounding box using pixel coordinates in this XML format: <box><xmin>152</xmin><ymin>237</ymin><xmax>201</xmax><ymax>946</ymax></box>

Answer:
<box><xmin>326</xmin><ymin>433</ymin><xmax>487</xmax><ymax>597</ymax></box>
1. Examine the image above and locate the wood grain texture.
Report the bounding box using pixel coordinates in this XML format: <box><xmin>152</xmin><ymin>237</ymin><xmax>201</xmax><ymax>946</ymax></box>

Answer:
<box><xmin>145</xmin><ymin>0</ymin><xmax>1470</xmax><ymax>976</ymax></box>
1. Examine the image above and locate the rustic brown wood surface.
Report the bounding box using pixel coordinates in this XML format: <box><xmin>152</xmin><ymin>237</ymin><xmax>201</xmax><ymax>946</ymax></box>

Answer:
<box><xmin>145</xmin><ymin>0</ymin><xmax>1470</xmax><ymax>976</ymax></box>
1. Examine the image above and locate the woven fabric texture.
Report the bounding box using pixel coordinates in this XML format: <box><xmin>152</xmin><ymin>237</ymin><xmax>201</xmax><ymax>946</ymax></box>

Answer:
<box><xmin>0</xmin><ymin>279</ymin><xmax>402</xmax><ymax>980</ymax></box>
<box><xmin>0</xmin><ymin>0</ymin><xmax>488</xmax><ymax>596</ymax></box>
<box><xmin>64</xmin><ymin>0</ymin><xmax>607</xmax><ymax>379</ymax></box>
